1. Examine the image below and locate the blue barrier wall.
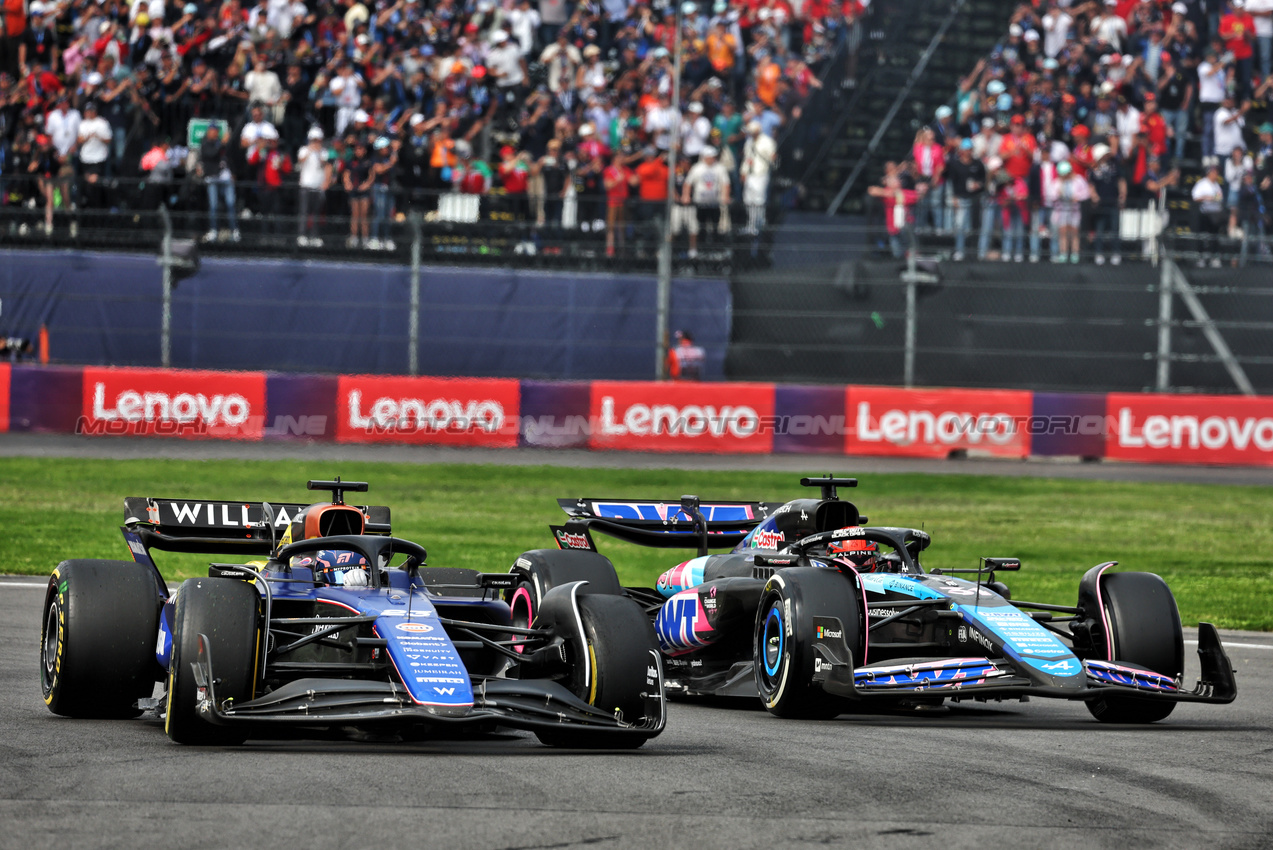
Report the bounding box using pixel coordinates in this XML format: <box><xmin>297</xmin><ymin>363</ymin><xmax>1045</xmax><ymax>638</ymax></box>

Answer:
<box><xmin>0</xmin><ymin>250</ymin><xmax>730</xmax><ymax>381</ymax></box>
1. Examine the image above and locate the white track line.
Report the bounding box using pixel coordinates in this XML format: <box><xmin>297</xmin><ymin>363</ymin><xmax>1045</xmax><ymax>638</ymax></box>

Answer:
<box><xmin>0</xmin><ymin>582</ymin><xmax>49</xmax><ymax>588</ymax></box>
<box><xmin>1185</xmin><ymin>640</ymin><xmax>1273</xmax><ymax>650</ymax></box>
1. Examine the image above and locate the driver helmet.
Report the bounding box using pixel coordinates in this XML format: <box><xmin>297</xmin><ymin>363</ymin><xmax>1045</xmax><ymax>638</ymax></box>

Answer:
<box><xmin>824</xmin><ymin>536</ymin><xmax>878</xmax><ymax>573</ymax></box>
<box><xmin>315</xmin><ymin>549</ymin><xmax>370</xmax><ymax>587</ymax></box>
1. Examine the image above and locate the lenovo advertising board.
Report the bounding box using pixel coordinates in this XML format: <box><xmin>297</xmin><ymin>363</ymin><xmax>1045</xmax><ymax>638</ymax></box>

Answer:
<box><xmin>1106</xmin><ymin>393</ymin><xmax>1273</xmax><ymax>466</ymax></box>
<box><xmin>80</xmin><ymin>367</ymin><xmax>267</xmax><ymax>440</ymax></box>
<box><xmin>336</xmin><ymin>375</ymin><xmax>520</xmax><ymax>447</ymax></box>
<box><xmin>846</xmin><ymin>386</ymin><xmax>1033</xmax><ymax>458</ymax></box>
<box><xmin>588</xmin><ymin>381</ymin><xmax>775</xmax><ymax>453</ymax></box>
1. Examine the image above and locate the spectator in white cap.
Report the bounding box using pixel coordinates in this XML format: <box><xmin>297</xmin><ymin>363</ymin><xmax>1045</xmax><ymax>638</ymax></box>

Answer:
<box><xmin>247</xmin><ymin>122</ymin><xmax>291</xmax><ymax>234</ymax></box>
<box><xmin>683</xmin><ymin>145</ymin><xmax>730</xmax><ymax>258</ymax></box>
<box><xmin>681</xmin><ymin>101</ymin><xmax>711</xmax><ymax>159</ymax></box>
<box><xmin>297</xmin><ymin>127</ymin><xmax>331</xmax><ymax>247</ymax></box>
<box><xmin>740</xmin><ymin>119</ymin><xmax>776</xmax><ymax>234</ymax></box>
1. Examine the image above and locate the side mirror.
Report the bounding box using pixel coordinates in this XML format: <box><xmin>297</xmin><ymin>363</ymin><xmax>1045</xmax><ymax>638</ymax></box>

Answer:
<box><xmin>984</xmin><ymin>557</ymin><xmax>1020</xmax><ymax>572</ymax></box>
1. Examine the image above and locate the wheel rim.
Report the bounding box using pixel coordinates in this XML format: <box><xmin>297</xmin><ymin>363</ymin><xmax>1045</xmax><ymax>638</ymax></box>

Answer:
<box><xmin>761</xmin><ymin>604</ymin><xmax>784</xmax><ymax>682</ymax></box>
<box><xmin>42</xmin><ymin>601</ymin><xmax>59</xmax><ymax>680</ymax></box>
<box><xmin>509</xmin><ymin>586</ymin><xmax>533</xmax><ymax>654</ymax></box>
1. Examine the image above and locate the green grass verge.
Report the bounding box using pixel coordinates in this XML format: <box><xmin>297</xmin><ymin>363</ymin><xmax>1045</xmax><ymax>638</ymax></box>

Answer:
<box><xmin>2</xmin><ymin>457</ymin><xmax>1270</xmax><ymax>630</ymax></box>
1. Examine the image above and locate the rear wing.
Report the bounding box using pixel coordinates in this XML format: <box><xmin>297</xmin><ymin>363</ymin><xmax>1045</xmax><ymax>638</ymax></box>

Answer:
<box><xmin>123</xmin><ymin>497</ymin><xmax>391</xmax><ymax>555</ymax></box>
<box><xmin>554</xmin><ymin>497</ymin><xmax>781</xmax><ymax>556</ymax></box>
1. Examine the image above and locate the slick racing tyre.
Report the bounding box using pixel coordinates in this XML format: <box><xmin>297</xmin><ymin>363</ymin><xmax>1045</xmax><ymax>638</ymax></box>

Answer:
<box><xmin>754</xmin><ymin>568</ymin><xmax>862</xmax><ymax>720</ymax></box>
<box><xmin>1085</xmin><ymin>571</ymin><xmax>1184</xmax><ymax>724</ymax></box>
<box><xmin>536</xmin><ymin>594</ymin><xmax>658</xmax><ymax>749</ymax></box>
<box><xmin>41</xmin><ymin>560</ymin><xmax>165</xmax><ymax>718</ymax></box>
<box><xmin>507</xmin><ymin>549</ymin><xmax>623</xmax><ymax>652</ymax></box>
<box><xmin>165</xmin><ymin>578</ymin><xmax>260</xmax><ymax>745</ymax></box>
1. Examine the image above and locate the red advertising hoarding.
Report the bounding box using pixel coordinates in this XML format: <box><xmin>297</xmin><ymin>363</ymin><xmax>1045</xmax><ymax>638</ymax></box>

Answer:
<box><xmin>588</xmin><ymin>381</ymin><xmax>775</xmax><ymax>453</ymax></box>
<box><xmin>80</xmin><ymin>367</ymin><xmax>267</xmax><ymax>440</ymax></box>
<box><xmin>335</xmin><ymin>375</ymin><xmax>520</xmax><ymax>447</ymax></box>
<box><xmin>1106</xmin><ymin>393</ymin><xmax>1273</xmax><ymax>466</ymax></box>
<box><xmin>845</xmin><ymin>386</ymin><xmax>1033</xmax><ymax>458</ymax></box>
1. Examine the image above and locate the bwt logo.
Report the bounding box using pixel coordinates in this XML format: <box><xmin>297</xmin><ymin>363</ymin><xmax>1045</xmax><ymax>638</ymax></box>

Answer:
<box><xmin>347</xmin><ymin>390</ymin><xmax>505</xmax><ymax>433</ymax></box>
<box><xmin>855</xmin><ymin>402</ymin><xmax>1018</xmax><ymax>446</ymax></box>
<box><xmin>599</xmin><ymin>396</ymin><xmax>760</xmax><ymax>438</ymax></box>
<box><xmin>89</xmin><ymin>383</ymin><xmax>252</xmax><ymax>427</ymax></box>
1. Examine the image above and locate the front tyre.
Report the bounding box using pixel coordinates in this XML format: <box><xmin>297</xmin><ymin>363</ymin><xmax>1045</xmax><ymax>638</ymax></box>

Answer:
<box><xmin>754</xmin><ymin>568</ymin><xmax>861</xmax><ymax>720</ymax></box>
<box><xmin>535</xmin><ymin>594</ymin><xmax>659</xmax><ymax>749</ymax></box>
<box><xmin>41</xmin><ymin>560</ymin><xmax>164</xmax><ymax>718</ymax></box>
<box><xmin>165</xmin><ymin>578</ymin><xmax>260</xmax><ymax>745</ymax></box>
<box><xmin>1085</xmin><ymin>571</ymin><xmax>1184</xmax><ymax>724</ymax></box>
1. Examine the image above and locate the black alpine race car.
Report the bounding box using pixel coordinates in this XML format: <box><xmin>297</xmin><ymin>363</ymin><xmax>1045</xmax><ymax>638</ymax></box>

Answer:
<box><xmin>504</xmin><ymin>476</ymin><xmax>1236</xmax><ymax>723</ymax></box>
<box><xmin>39</xmin><ymin>479</ymin><xmax>664</xmax><ymax>747</ymax></box>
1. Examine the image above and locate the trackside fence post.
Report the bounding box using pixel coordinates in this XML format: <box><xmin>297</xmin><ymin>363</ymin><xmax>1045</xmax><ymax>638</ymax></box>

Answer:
<box><xmin>409</xmin><ymin>212</ymin><xmax>421</xmax><ymax>376</ymax></box>
<box><xmin>1157</xmin><ymin>252</ymin><xmax>1173</xmax><ymax>392</ymax></box>
<box><xmin>904</xmin><ymin>246</ymin><xmax>917</xmax><ymax>388</ymax></box>
<box><xmin>159</xmin><ymin>206</ymin><xmax>173</xmax><ymax>369</ymax></box>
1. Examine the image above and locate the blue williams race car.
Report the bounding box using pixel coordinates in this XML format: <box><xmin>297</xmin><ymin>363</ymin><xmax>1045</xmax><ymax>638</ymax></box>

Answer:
<box><xmin>515</xmin><ymin>476</ymin><xmax>1236</xmax><ymax>723</ymax></box>
<box><xmin>39</xmin><ymin>479</ymin><xmax>664</xmax><ymax>748</ymax></box>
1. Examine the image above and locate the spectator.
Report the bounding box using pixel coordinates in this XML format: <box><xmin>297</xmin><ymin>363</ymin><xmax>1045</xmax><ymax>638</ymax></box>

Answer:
<box><xmin>1214</xmin><ymin>94</ymin><xmax>1247</xmax><ymax>158</ymax></box>
<box><xmin>498</xmin><ymin>144</ymin><xmax>531</xmax><ymax>221</ymax></box>
<box><xmin>1030</xmin><ymin>143</ymin><xmax>1064</xmax><ymax>263</ymax></box>
<box><xmin>1225</xmin><ymin>145</ymin><xmax>1255</xmax><ymax>234</ymax></box>
<box><xmin>997</xmin><ymin>154</ymin><xmax>1029</xmax><ymax>263</ymax></box>
<box><xmin>0</xmin><ymin>0</ymin><xmax>25</xmax><ymax>79</ymax></box>
<box><xmin>1047</xmin><ymin>160</ymin><xmax>1090</xmax><ymax>264</ymax></box>
<box><xmin>869</xmin><ymin>160</ymin><xmax>924</xmax><ymax>259</ymax></box>
<box><xmin>44</xmin><ymin>95</ymin><xmax>79</xmax><ymax>159</ymax></box>
<box><xmin>602</xmin><ymin>151</ymin><xmax>631</xmax><ymax>256</ymax></box>
<box><xmin>296</xmin><ymin>126</ymin><xmax>331</xmax><ymax>247</ymax></box>
<box><xmin>945</xmin><ymin>138</ymin><xmax>985</xmax><ymax>262</ymax></box>
<box><xmin>343</xmin><ymin>138</ymin><xmax>373</xmax><ymax>248</ymax></box>
<box><xmin>739</xmin><ymin>120</ymin><xmax>775</xmax><ymax>235</ymax></box>
<box><xmin>198</xmin><ymin>124</ymin><xmax>238</xmax><ymax>243</ymax></box>
<box><xmin>1156</xmin><ymin>54</ymin><xmax>1192</xmax><ymax>161</ymax></box>
<box><xmin>633</xmin><ymin>148</ymin><xmax>669</xmax><ymax>225</ymax></box>
<box><xmin>1191</xmin><ymin>160</ymin><xmax>1227</xmax><ymax>266</ymax></box>
<box><xmin>246</xmin><ymin>123</ymin><xmax>291</xmax><ymax>234</ymax></box>
<box><xmin>1219</xmin><ymin>0</ymin><xmax>1256</xmax><ymax>100</ymax></box>
<box><xmin>1250</xmin><ymin>0</ymin><xmax>1273</xmax><ymax>80</ymax></box>
<box><xmin>1088</xmin><ymin>143</ymin><xmax>1125</xmax><ymax>266</ymax></box>
<box><xmin>978</xmin><ymin>156</ymin><xmax>1004</xmax><ymax>261</ymax></box>
<box><xmin>682</xmin><ymin>145</ymin><xmax>730</xmax><ymax>258</ymax></box>
<box><xmin>911</xmin><ymin>126</ymin><xmax>944</xmax><ymax>232</ymax></box>
<box><xmin>666</xmin><ymin>329</ymin><xmax>705</xmax><ymax>380</ymax></box>
<box><xmin>534</xmin><ymin>139</ymin><xmax>568</xmax><ymax>228</ymax></box>
<box><xmin>369</xmin><ymin>136</ymin><xmax>396</xmax><ymax>250</ymax></box>
<box><xmin>1197</xmin><ymin>50</ymin><xmax>1229</xmax><ymax>160</ymax></box>
<box><xmin>76</xmin><ymin>101</ymin><xmax>111</xmax><ymax>210</ymax></box>
<box><xmin>26</xmin><ymin>132</ymin><xmax>57</xmax><ymax>234</ymax></box>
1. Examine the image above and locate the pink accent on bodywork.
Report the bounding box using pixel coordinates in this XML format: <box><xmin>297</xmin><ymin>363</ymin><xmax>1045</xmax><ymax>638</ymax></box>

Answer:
<box><xmin>510</xmin><ymin>586</ymin><xmax>533</xmax><ymax>654</ymax></box>
<box><xmin>1092</xmin><ymin>562</ymin><xmax>1117</xmax><ymax>661</ymax></box>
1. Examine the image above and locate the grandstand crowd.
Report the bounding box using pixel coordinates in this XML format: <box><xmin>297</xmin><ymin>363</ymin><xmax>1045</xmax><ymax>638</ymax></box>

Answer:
<box><xmin>0</xmin><ymin>0</ymin><xmax>869</xmax><ymax>251</ymax></box>
<box><xmin>875</xmin><ymin>0</ymin><xmax>1273</xmax><ymax>265</ymax></box>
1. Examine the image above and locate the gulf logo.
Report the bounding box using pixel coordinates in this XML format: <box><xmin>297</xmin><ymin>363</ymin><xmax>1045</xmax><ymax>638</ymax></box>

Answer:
<box><xmin>396</xmin><ymin>622</ymin><xmax>434</xmax><ymax>634</ymax></box>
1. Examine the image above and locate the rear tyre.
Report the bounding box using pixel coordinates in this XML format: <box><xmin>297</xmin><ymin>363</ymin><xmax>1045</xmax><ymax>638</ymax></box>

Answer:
<box><xmin>1085</xmin><ymin>572</ymin><xmax>1184</xmax><ymax>724</ymax></box>
<box><xmin>165</xmin><ymin>578</ymin><xmax>260</xmax><ymax>745</ymax></box>
<box><xmin>754</xmin><ymin>568</ymin><xmax>861</xmax><ymax>720</ymax></box>
<box><xmin>535</xmin><ymin>594</ymin><xmax>659</xmax><ymax>749</ymax></box>
<box><xmin>40</xmin><ymin>560</ymin><xmax>164</xmax><ymax>718</ymax></box>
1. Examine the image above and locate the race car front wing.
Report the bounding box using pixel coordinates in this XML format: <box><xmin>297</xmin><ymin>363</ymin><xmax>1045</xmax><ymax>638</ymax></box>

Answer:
<box><xmin>190</xmin><ymin>634</ymin><xmax>666</xmax><ymax>739</ymax></box>
<box><xmin>812</xmin><ymin>622</ymin><xmax>1237</xmax><ymax>705</ymax></box>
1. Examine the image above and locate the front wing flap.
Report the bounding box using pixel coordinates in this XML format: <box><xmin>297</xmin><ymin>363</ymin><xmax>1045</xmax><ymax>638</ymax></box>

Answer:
<box><xmin>192</xmin><ymin>635</ymin><xmax>666</xmax><ymax>737</ymax></box>
<box><xmin>812</xmin><ymin>622</ymin><xmax>1237</xmax><ymax>705</ymax></box>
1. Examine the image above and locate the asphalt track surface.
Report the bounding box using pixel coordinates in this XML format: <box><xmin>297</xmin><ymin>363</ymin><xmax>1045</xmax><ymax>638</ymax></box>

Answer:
<box><xmin>3</xmin><ymin>432</ymin><xmax>1273</xmax><ymax>486</ymax></box>
<box><xmin>2</xmin><ymin>434</ymin><xmax>1272</xmax><ymax>849</ymax></box>
<box><xmin>2</xmin><ymin>575</ymin><xmax>1272</xmax><ymax>850</ymax></box>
